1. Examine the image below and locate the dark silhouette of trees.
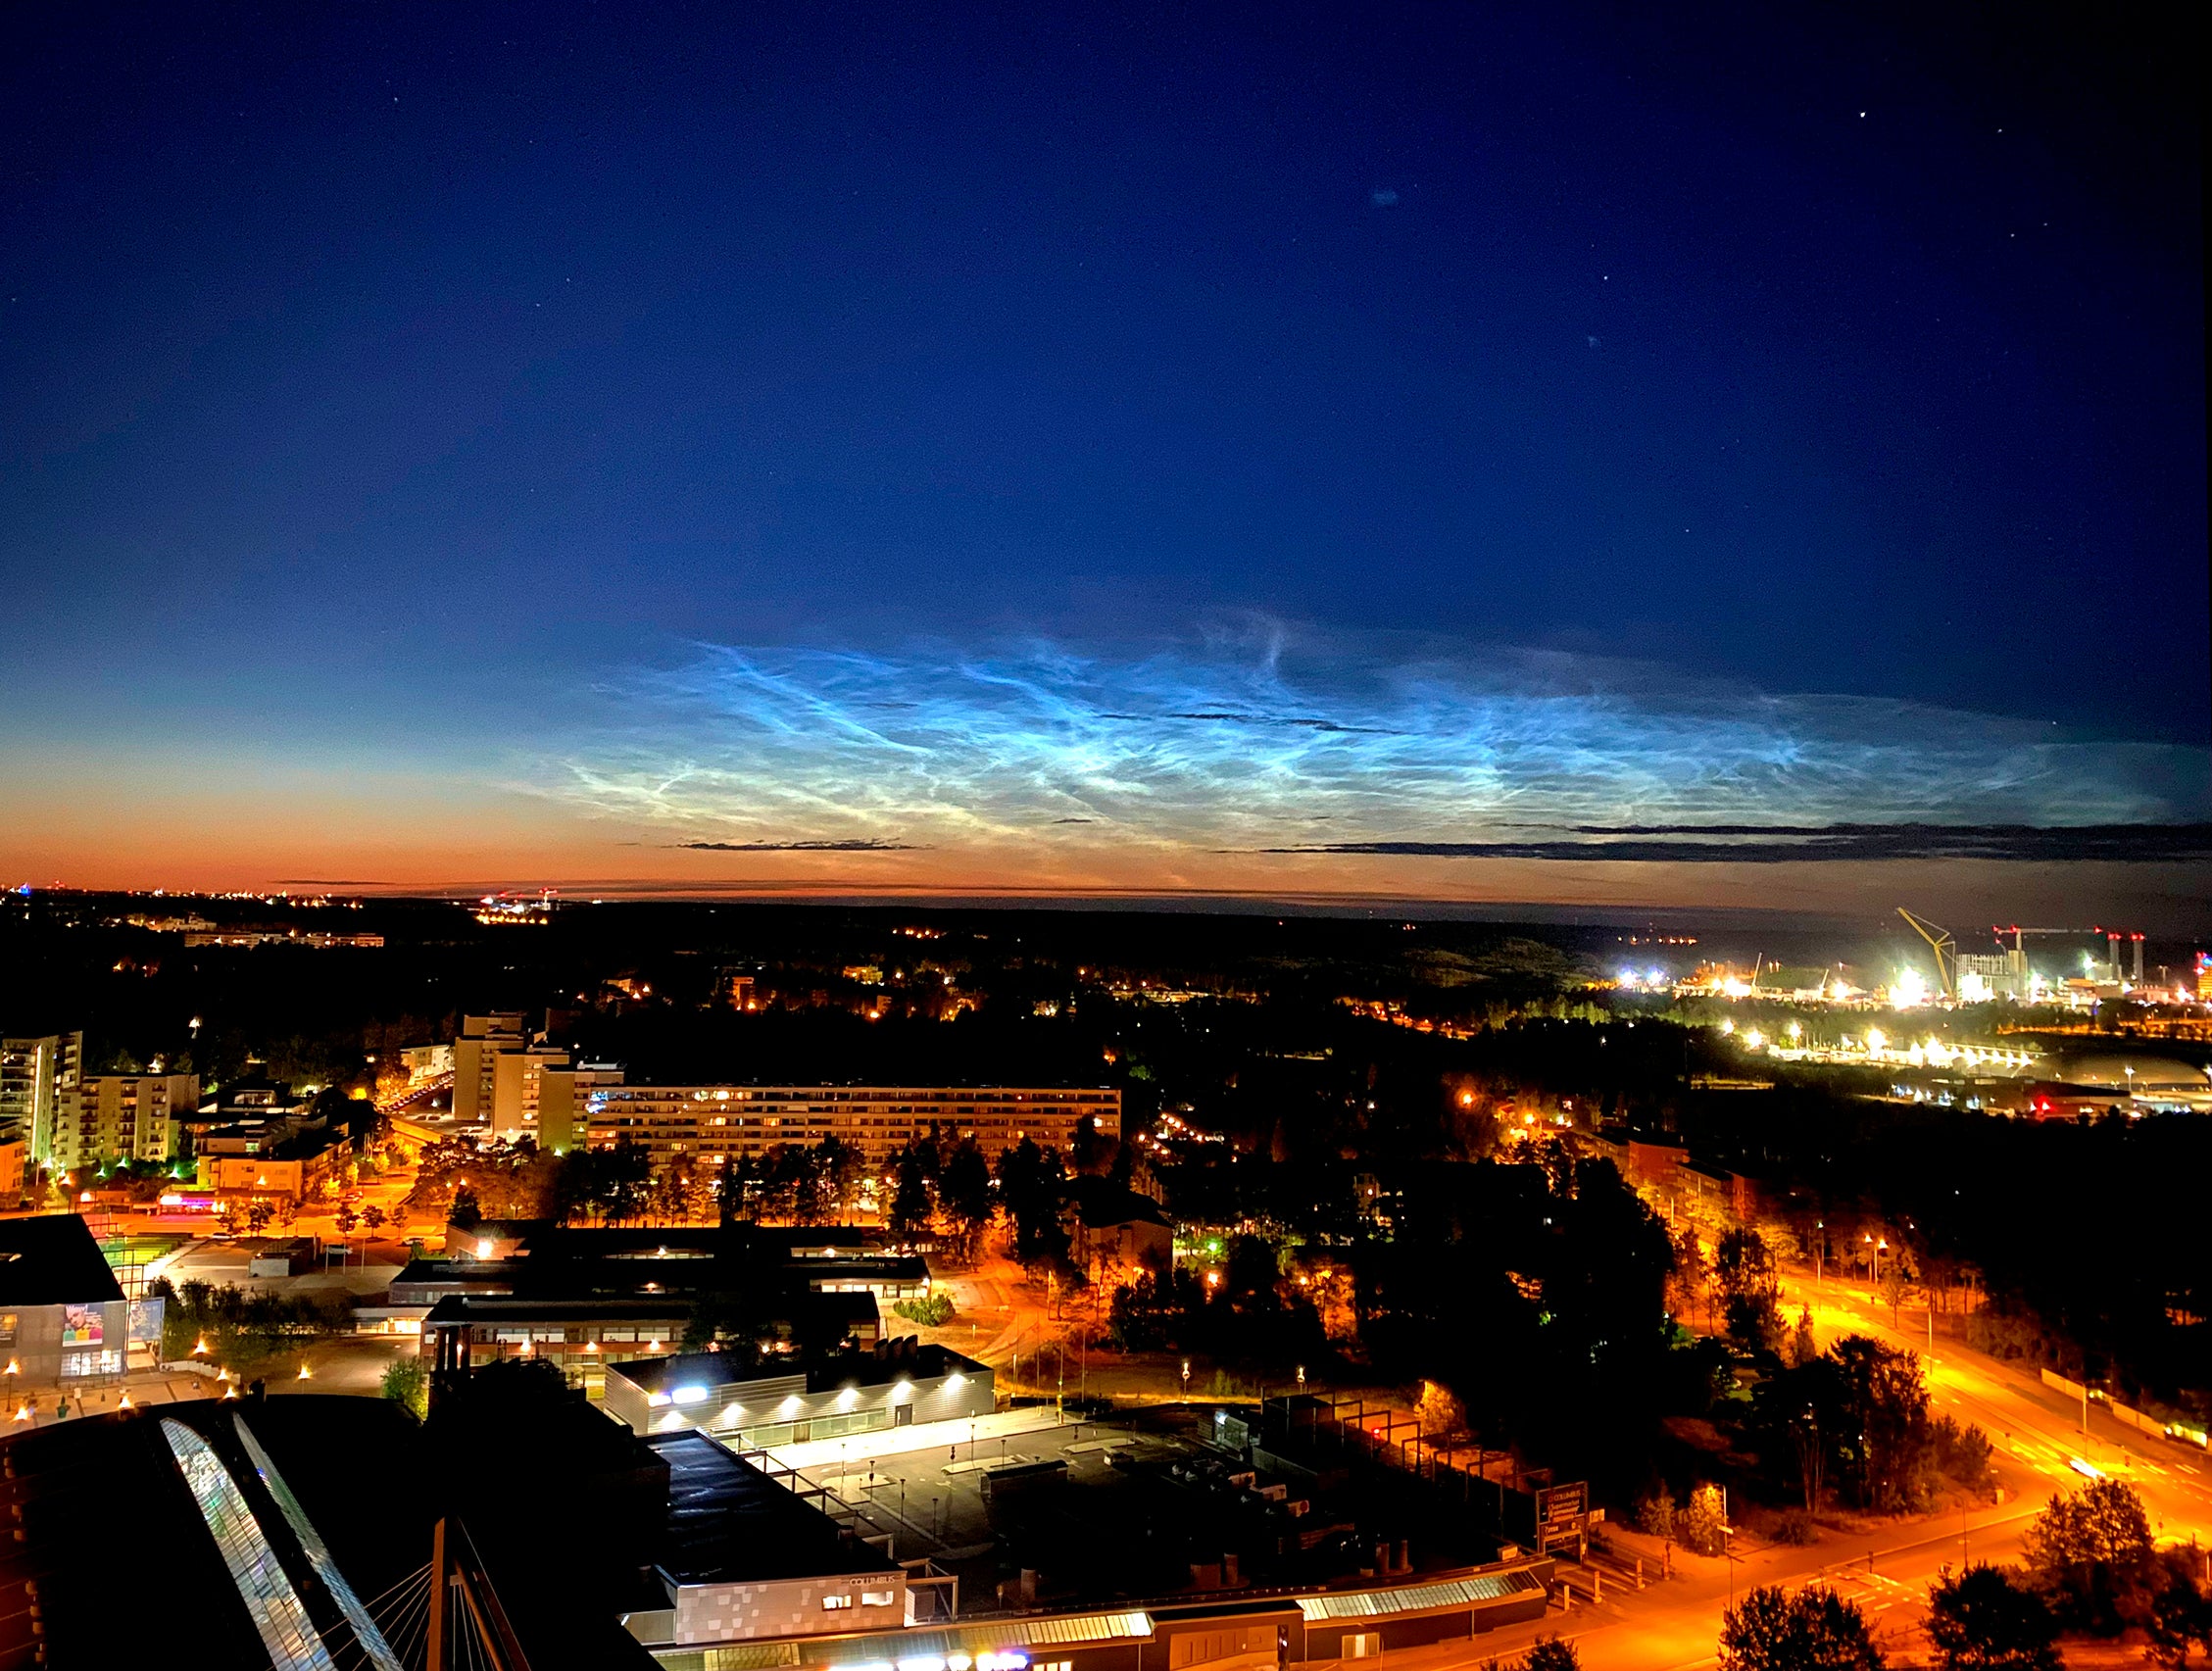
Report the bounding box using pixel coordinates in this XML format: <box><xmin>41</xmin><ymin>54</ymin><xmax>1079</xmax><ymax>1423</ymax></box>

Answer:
<box><xmin>1713</xmin><ymin>1226</ymin><xmax>1782</xmax><ymax>1352</ymax></box>
<box><xmin>1754</xmin><ymin>1334</ymin><xmax>1979</xmax><ymax>1514</ymax></box>
<box><xmin>938</xmin><ymin>1138</ymin><xmax>995</xmax><ymax>1260</ymax></box>
<box><xmin>889</xmin><ymin>1142</ymin><xmax>934</xmax><ymax>1242</ymax></box>
<box><xmin>1718</xmin><ymin>1584</ymin><xmax>1885</xmax><ymax>1670</ymax></box>
<box><xmin>2022</xmin><ymin>1477</ymin><xmax>2157</xmax><ymax>1635</ymax></box>
<box><xmin>995</xmin><ymin>1138</ymin><xmax>1070</xmax><ymax>1266</ymax></box>
<box><xmin>1924</xmin><ymin>1565</ymin><xmax>2059</xmax><ymax>1671</ymax></box>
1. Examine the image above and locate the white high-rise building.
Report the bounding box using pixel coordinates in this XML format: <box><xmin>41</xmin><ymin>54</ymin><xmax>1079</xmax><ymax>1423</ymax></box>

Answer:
<box><xmin>1</xmin><ymin>1032</ymin><xmax>83</xmax><ymax>1166</ymax></box>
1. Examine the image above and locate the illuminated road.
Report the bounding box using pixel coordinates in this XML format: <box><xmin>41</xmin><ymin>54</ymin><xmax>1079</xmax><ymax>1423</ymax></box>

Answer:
<box><xmin>1407</xmin><ymin>1270</ymin><xmax>2212</xmax><ymax>1670</ymax></box>
<box><xmin>1795</xmin><ymin>1275</ymin><xmax>2212</xmax><ymax>1550</ymax></box>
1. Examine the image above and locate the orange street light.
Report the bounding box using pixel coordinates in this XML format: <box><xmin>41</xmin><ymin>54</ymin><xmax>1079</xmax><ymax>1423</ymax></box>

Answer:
<box><xmin>192</xmin><ymin>1337</ymin><xmax>210</xmax><ymax>1355</ymax></box>
<box><xmin>296</xmin><ymin>1363</ymin><xmax>313</xmax><ymax>1380</ymax></box>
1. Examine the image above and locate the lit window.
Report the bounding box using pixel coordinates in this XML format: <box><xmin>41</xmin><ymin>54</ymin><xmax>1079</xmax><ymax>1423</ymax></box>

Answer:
<box><xmin>822</xmin><ymin>1594</ymin><xmax>855</xmax><ymax>1610</ymax></box>
<box><xmin>861</xmin><ymin>1590</ymin><xmax>898</xmax><ymax>1607</ymax></box>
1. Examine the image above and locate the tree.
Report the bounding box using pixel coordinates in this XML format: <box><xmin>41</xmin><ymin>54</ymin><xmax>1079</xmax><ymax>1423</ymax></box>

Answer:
<box><xmin>246</xmin><ymin>1200</ymin><xmax>274</xmax><ymax>1236</ymax></box>
<box><xmin>939</xmin><ymin>1139</ymin><xmax>995</xmax><ymax>1261</ymax></box>
<box><xmin>1787</xmin><ymin>1305</ymin><xmax>1818</xmax><ymax>1368</ymax></box>
<box><xmin>1757</xmin><ymin>1335</ymin><xmax>1935</xmax><ymax>1513</ymax></box>
<box><xmin>361</xmin><ymin>1204</ymin><xmax>386</xmax><ymax>1232</ymax></box>
<box><xmin>889</xmin><ymin>1144</ymin><xmax>934</xmax><ymax>1243</ymax></box>
<box><xmin>716</xmin><ymin>1154</ymin><xmax>740</xmax><ymax>1229</ymax></box>
<box><xmin>449</xmin><ymin>1186</ymin><xmax>482</xmax><ymax>1231</ymax></box>
<box><xmin>2023</xmin><ymin>1477</ymin><xmax>2158</xmax><ymax>1634</ymax></box>
<box><xmin>2143</xmin><ymin>1554</ymin><xmax>2212</xmax><ymax>1669</ymax></box>
<box><xmin>996</xmin><ymin>1138</ymin><xmax>1070</xmax><ymax>1267</ymax></box>
<box><xmin>1673</xmin><ymin>1227</ymin><xmax>1710</xmax><ymax>1329</ymax></box>
<box><xmin>334</xmin><ymin>1204</ymin><xmax>358</xmax><ymax>1236</ymax></box>
<box><xmin>1925</xmin><ymin>1565</ymin><xmax>2060</xmax><ymax>1671</ymax></box>
<box><xmin>1415</xmin><ymin>1378</ymin><xmax>1466</xmax><ymax>1439</ymax></box>
<box><xmin>1521</xmin><ymin>1641</ymin><xmax>1579</xmax><ymax>1671</ymax></box>
<box><xmin>1714</xmin><ymin>1227</ymin><xmax>1783</xmax><ymax>1352</ymax></box>
<box><xmin>380</xmin><ymin>1356</ymin><xmax>428</xmax><ymax>1421</ymax></box>
<box><xmin>1719</xmin><ymin>1585</ymin><xmax>1885</xmax><ymax>1671</ymax></box>
<box><xmin>1881</xmin><ymin>1260</ymin><xmax>1913</xmax><ymax>1329</ymax></box>
<box><xmin>1681</xmin><ymin>1483</ymin><xmax>1728</xmax><ymax>1556</ymax></box>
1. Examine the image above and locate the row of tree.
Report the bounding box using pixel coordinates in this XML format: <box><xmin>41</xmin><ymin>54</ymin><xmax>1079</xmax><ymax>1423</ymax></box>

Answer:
<box><xmin>418</xmin><ymin>1128</ymin><xmax>1081</xmax><ymax>1267</ymax></box>
<box><xmin>1526</xmin><ymin>1479</ymin><xmax>2212</xmax><ymax>1669</ymax></box>
<box><xmin>147</xmin><ymin>1276</ymin><xmax>351</xmax><ymax>1376</ymax></box>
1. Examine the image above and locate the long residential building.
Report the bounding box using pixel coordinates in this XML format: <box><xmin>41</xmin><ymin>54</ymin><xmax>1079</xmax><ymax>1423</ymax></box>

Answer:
<box><xmin>543</xmin><ymin>1073</ymin><xmax>1118</xmax><ymax>1169</ymax></box>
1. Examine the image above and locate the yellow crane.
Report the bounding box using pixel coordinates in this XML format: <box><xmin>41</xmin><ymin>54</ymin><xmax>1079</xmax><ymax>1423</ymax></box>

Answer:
<box><xmin>1896</xmin><ymin>908</ymin><xmax>1957</xmax><ymax>1002</ymax></box>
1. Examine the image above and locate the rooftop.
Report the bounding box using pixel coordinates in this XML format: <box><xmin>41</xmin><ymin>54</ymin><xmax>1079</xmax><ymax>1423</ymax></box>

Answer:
<box><xmin>611</xmin><ymin>1342</ymin><xmax>981</xmax><ymax>1399</ymax></box>
<box><xmin>654</xmin><ymin>1431</ymin><xmax>897</xmax><ymax>1583</ymax></box>
<box><xmin>0</xmin><ymin>1214</ymin><xmax>125</xmax><ymax>1306</ymax></box>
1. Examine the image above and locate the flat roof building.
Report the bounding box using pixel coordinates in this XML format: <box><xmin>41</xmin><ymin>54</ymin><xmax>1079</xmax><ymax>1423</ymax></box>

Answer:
<box><xmin>604</xmin><ymin>1339</ymin><xmax>993</xmax><ymax>1449</ymax></box>
<box><xmin>566</xmin><ymin>1081</ymin><xmax>1119</xmax><ymax>1170</ymax></box>
<box><xmin>54</xmin><ymin>1071</ymin><xmax>198</xmax><ymax>1168</ymax></box>
<box><xmin>0</xmin><ymin>1214</ymin><xmax>131</xmax><ymax>1386</ymax></box>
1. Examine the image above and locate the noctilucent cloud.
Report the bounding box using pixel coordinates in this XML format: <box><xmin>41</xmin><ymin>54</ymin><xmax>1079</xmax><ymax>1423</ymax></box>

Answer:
<box><xmin>0</xmin><ymin>4</ymin><xmax>2204</xmax><ymax>913</ymax></box>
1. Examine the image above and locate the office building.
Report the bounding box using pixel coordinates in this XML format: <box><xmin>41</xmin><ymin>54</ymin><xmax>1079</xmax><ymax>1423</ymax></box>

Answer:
<box><xmin>1</xmin><ymin>1031</ymin><xmax>81</xmax><ymax>1165</ymax></box>
<box><xmin>52</xmin><ymin>1072</ymin><xmax>198</xmax><ymax>1169</ymax></box>
<box><xmin>574</xmin><ymin>1079</ymin><xmax>1119</xmax><ymax>1172</ymax></box>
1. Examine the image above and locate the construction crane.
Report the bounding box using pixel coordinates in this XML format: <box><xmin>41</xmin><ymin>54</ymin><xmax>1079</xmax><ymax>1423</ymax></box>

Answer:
<box><xmin>1896</xmin><ymin>908</ymin><xmax>1957</xmax><ymax>1002</ymax></box>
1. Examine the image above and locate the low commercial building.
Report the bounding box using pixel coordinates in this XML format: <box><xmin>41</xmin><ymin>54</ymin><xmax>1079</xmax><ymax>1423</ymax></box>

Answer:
<box><xmin>603</xmin><ymin>1339</ymin><xmax>993</xmax><ymax>1446</ymax></box>
<box><xmin>562</xmin><ymin>1080</ymin><xmax>1119</xmax><ymax>1170</ymax></box>
<box><xmin>0</xmin><ymin>1214</ymin><xmax>131</xmax><ymax>1385</ymax></box>
<box><xmin>195</xmin><ymin>1123</ymin><xmax>349</xmax><ymax>1201</ymax></box>
<box><xmin>418</xmin><ymin>1285</ymin><xmax>883</xmax><ymax>1392</ymax></box>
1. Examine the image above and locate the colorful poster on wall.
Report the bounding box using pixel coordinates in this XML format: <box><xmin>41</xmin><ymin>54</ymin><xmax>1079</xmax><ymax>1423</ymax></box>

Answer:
<box><xmin>128</xmin><ymin>1296</ymin><xmax>165</xmax><ymax>1346</ymax></box>
<box><xmin>0</xmin><ymin>1313</ymin><xmax>16</xmax><ymax>1346</ymax></box>
<box><xmin>62</xmin><ymin>1304</ymin><xmax>103</xmax><ymax>1346</ymax></box>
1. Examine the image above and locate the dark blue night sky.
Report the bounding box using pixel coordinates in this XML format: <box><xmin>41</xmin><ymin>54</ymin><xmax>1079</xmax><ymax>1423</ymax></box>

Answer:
<box><xmin>1</xmin><ymin>3</ymin><xmax>2204</xmax><ymax>907</ymax></box>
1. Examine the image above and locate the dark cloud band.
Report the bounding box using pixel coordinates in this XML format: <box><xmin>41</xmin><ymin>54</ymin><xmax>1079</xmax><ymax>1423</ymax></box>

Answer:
<box><xmin>1273</xmin><ymin>824</ymin><xmax>2212</xmax><ymax>863</ymax></box>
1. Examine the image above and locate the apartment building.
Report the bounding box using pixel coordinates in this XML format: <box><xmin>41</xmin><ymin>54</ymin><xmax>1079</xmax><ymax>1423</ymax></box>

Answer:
<box><xmin>537</xmin><ymin>1061</ymin><xmax>627</xmax><ymax>1154</ymax></box>
<box><xmin>572</xmin><ymin>1080</ymin><xmax>1119</xmax><ymax>1172</ymax></box>
<box><xmin>451</xmin><ymin>1013</ymin><xmax>569</xmax><ymax>1136</ymax></box>
<box><xmin>451</xmin><ymin>1012</ymin><xmax>524</xmax><ymax>1123</ymax></box>
<box><xmin>54</xmin><ymin>1073</ymin><xmax>199</xmax><ymax>1168</ymax></box>
<box><xmin>1</xmin><ymin>1032</ymin><xmax>82</xmax><ymax>1165</ymax></box>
